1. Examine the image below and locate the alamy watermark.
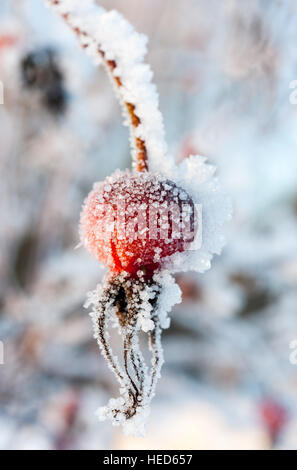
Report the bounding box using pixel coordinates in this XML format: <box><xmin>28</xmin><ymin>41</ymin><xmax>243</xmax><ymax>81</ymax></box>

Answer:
<box><xmin>93</xmin><ymin>200</ymin><xmax>202</xmax><ymax>251</ymax></box>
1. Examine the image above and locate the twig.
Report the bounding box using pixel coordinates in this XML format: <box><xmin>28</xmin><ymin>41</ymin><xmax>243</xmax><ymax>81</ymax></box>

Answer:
<box><xmin>47</xmin><ymin>0</ymin><xmax>148</xmax><ymax>172</ymax></box>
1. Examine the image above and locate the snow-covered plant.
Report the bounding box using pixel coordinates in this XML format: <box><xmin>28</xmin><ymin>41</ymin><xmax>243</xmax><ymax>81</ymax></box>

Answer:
<box><xmin>47</xmin><ymin>0</ymin><xmax>231</xmax><ymax>436</ymax></box>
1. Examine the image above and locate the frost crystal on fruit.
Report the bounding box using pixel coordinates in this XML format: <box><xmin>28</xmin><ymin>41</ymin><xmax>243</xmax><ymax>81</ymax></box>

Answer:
<box><xmin>80</xmin><ymin>170</ymin><xmax>197</xmax><ymax>276</ymax></box>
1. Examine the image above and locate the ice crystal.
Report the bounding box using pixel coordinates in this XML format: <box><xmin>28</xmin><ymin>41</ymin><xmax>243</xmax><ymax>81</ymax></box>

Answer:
<box><xmin>86</xmin><ymin>271</ymin><xmax>181</xmax><ymax>435</ymax></box>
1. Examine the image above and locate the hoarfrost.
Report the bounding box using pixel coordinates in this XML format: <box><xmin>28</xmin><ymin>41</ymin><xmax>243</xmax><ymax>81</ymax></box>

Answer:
<box><xmin>46</xmin><ymin>0</ymin><xmax>169</xmax><ymax>173</ymax></box>
<box><xmin>85</xmin><ymin>271</ymin><xmax>180</xmax><ymax>435</ymax></box>
<box><xmin>47</xmin><ymin>0</ymin><xmax>231</xmax><ymax>437</ymax></box>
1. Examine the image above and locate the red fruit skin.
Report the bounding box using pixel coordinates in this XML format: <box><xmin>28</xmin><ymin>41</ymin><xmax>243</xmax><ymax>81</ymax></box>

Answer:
<box><xmin>80</xmin><ymin>171</ymin><xmax>196</xmax><ymax>277</ymax></box>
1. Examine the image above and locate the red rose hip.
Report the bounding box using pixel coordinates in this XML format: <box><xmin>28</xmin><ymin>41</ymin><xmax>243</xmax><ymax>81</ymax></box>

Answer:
<box><xmin>80</xmin><ymin>171</ymin><xmax>196</xmax><ymax>277</ymax></box>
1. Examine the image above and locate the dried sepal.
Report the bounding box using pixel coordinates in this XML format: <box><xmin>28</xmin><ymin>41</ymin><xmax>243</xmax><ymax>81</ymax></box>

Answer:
<box><xmin>85</xmin><ymin>271</ymin><xmax>181</xmax><ymax>435</ymax></box>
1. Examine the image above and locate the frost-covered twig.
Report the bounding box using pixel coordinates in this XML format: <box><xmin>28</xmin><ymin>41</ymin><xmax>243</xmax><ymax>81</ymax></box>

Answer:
<box><xmin>46</xmin><ymin>0</ymin><xmax>168</xmax><ymax>172</ymax></box>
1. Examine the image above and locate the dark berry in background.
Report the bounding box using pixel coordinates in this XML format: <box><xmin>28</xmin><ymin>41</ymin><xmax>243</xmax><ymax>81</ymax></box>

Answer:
<box><xmin>21</xmin><ymin>47</ymin><xmax>67</xmax><ymax>115</ymax></box>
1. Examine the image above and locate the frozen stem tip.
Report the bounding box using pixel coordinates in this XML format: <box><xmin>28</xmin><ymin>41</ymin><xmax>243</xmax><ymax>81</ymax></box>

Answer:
<box><xmin>48</xmin><ymin>0</ymin><xmax>232</xmax><ymax>435</ymax></box>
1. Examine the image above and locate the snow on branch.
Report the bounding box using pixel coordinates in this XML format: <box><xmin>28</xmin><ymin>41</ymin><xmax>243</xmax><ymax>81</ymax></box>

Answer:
<box><xmin>46</xmin><ymin>0</ymin><xmax>168</xmax><ymax>172</ymax></box>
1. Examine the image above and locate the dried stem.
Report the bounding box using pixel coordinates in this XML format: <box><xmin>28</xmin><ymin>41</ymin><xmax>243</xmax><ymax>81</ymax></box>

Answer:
<box><xmin>148</xmin><ymin>315</ymin><xmax>164</xmax><ymax>400</ymax></box>
<box><xmin>48</xmin><ymin>0</ymin><xmax>148</xmax><ymax>172</ymax></box>
<box><xmin>96</xmin><ymin>287</ymin><xmax>127</xmax><ymax>389</ymax></box>
<box><xmin>88</xmin><ymin>274</ymin><xmax>166</xmax><ymax>426</ymax></box>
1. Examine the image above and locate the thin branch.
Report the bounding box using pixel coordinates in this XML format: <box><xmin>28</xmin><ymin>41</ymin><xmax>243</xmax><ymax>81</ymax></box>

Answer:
<box><xmin>47</xmin><ymin>0</ymin><xmax>148</xmax><ymax>172</ymax></box>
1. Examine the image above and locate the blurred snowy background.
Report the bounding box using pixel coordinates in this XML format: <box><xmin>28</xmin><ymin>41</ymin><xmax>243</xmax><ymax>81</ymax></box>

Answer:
<box><xmin>1</xmin><ymin>0</ymin><xmax>297</xmax><ymax>450</ymax></box>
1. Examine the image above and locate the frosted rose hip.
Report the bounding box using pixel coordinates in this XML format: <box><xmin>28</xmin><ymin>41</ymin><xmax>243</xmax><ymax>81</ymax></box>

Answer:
<box><xmin>80</xmin><ymin>171</ymin><xmax>196</xmax><ymax>276</ymax></box>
